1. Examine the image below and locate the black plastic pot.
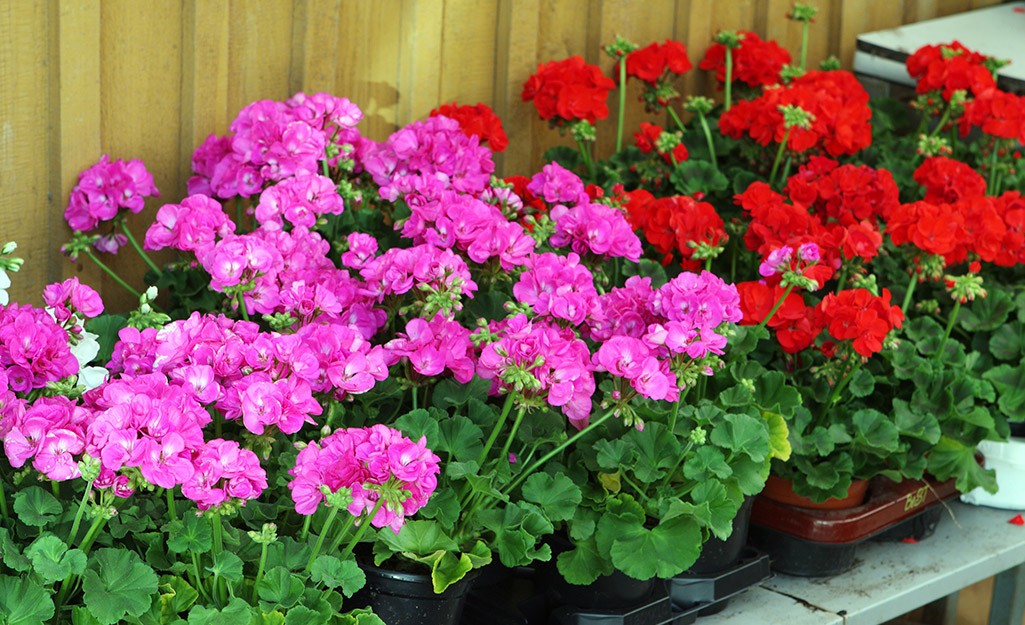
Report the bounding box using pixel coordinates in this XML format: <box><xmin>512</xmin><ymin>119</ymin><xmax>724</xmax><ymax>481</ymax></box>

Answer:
<box><xmin>540</xmin><ymin>535</ymin><xmax>656</xmax><ymax>611</ymax></box>
<box><xmin>667</xmin><ymin>547</ymin><xmax>772</xmax><ymax>616</ymax></box>
<box><xmin>687</xmin><ymin>495</ymin><xmax>755</xmax><ymax>575</ymax></box>
<box><xmin>351</xmin><ymin>562</ymin><xmax>478</xmax><ymax>625</ymax></box>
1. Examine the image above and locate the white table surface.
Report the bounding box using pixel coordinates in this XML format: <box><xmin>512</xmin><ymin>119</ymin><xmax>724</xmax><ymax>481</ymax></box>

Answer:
<box><xmin>699</xmin><ymin>502</ymin><xmax>1025</xmax><ymax>624</ymax></box>
<box><xmin>853</xmin><ymin>2</ymin><xmax>1025</xmax><ymax>91</ymax></box>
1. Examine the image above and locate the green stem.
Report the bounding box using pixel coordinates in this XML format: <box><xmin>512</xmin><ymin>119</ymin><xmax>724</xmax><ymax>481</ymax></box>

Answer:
<box><xmin>66</xmin><ymin>482</ymin><xmax>94</xmax><ymax>547</ymax></box>
<box><xmin>502</xmin><ymin>408</ymin><xmax>618</xmax><ymax>497</ymax></box>
<box><xmin>165</xmin><ymin>488</ymin><xmax>176</xmax><ymax>523</ymax></box>
<box><xmin>412</xmin><ymin>386</ymin><xmax>418</xmax><ymax>412</ymax></box>
<box><xmin>800</xmin><ymin>21</ymin><xmax>809</xmax><ymax>71</ymax></box>
<box><xmin>120</xmin><ymin>222</ymin><xmax>162</xmax><ymax>277</ymax></box>
<box><xmin>322</xmin><ymin>159</ymin><xmax>330</xmax><ymax>178</ymax></box>
<box><xmin>575</xmin><ymin>137</ymin><xmax>596</xmax><ymax>180</ymax></box>
<box><xmin>191</xmin><ymin>552</ymin><xmax>213</xmax><ymax>603</ymax></box>
<box><xmin>835</xmin><ymin>265</ymin><xmax>849</xmax><ymax>294</ymax></box>
<box><xmin>756</xmin><ymin>283</ymin><xmax>796</xmax><ymax>331</ymax></box>
<box><xmin>928</xmin><ymin>101</ymin><xmax>954</xmax><ymax>139</ymax></box>
<box><xmin>498</xmin><ymin>407</ymin><xmax>528</xmax><ymax>463</ymax></box>
<box><xmin>935</xmin><ymin>299</ymin><xmax>962</xmax><ymax>362</ymax></box>
<box><xmin>83</xmin><ymin>250</ymin><xmax>141</xmax><ymax>299</ymax></box>
<box><xmin>51</xmin><ymin>480</ymin><xmax>60</xmax><ymax>499</ymax></box>
<box><xmin>660</xmin><ymin>440</ymin><xmax>694</xmax><ymax>489</ymax></box>
<box><xmin>819</xmin><ymin>359</ymin><xmax>863</xmax><ymax>423</ymax></box>
<box><xmin>327</xmin><ymin>512</ymin><xmax>358</xmax><ymax>555</ymax></box>
<box><xmin>56</xmin><ymin>512</ymin><xmax>110</xmax><ymax>612</ymax></box>
<box><xmin>987</xmin><ymin>141</ymin><xmax>1001</xmax><ymax>196</ymax></box>
<box><xmin>211</xmin><ymin>514</ymin><xmax>228</xmax><ymax>604</ymax></box>
<box><xmin>724</xmin><ymin>47</ymin><xmax>734</xmax><ymax>111</ymax></box>
<box><xmin>697</xmin><ymin>111</ymin><xmax>719</xmax><ymax>170</ymax></box>
<box><xmin>620</xmin><ymin>473</ymin><xmax>650</xmax><ymax>504</ymax></box>
<box><xmin>667</xmin><ymin>392</ymin><xmax>683</xmax><ymax>434</ymax></box>
<box><xmin>901</xmin><ymin>272</ymin><xmax>918</xmax><ymax>316</ymax></box>
<box><xmin>236</xmin><ymin>291</ymin><xmax>250</xmax><ymax>322</ymax></box>
<box><xmin>211</xmin><ymin>515</ymin><xmax>224</xmax><ymax>556</ymax></box>
<box><xmin>300</xmin><ymin>514</ymin><xmax>313</xmax><ymax>542</ymax></box>
<box><xmin>616</xmin><ymin>57</ymin><xmax>627</xmax><ymax>153</ymax></box>
<box><xmin>251</xmin><ymin>542</ymin><xmax>269</xmax><ymax>603</ymax></box>
<box><xmin>338</xmin><ymin>498</ymin><xmax>386</xmax><ymax>563</ymax></box>
<box><xmin>305</xmin><ymin>507</ymin><xmax>340</xmax><ymax>573</ymax></box>
<box><xmin>769</xmin><ymin>129</ymin><xmax>793</xmax><ymax>189</ymax></box>
<box><xmin>667</xmin><ymin>106</ymin><xmax>686</xmax><ymax>132</ymax></box>
<box><xmin>477</xmin><ymin>393</ymin><xmax>516</xmax><ymax>467</ymax></box>
<box><xmin>0</xmin><ymin>478</ymin><xmax>7</xmax><ymax>522</ymax></box>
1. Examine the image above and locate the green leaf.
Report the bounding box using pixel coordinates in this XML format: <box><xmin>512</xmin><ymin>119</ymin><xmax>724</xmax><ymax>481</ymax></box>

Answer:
<box><xmin>670</xmin><ymin>160</ymin><xmax>729</xmax><ymax>196</ymax></box>
<box><xmin>555</xmin><ymin>538</ymin><xmax>612</xmax><ymax>586</ymax></box>
<box><xmin>989</xmin><ymin>323</ymin><xmax>1025</xmax><ymax>361</ymax></box>
<box><xmin>81</xmin><ymin>548</ymin><xmax>159</xmax><ymax>625</ymax></box>
<box><xmin>335</xmin><ymin>607</ymin><xmax>386</xmax><ymax>625</ymax></box>
<box><xmin>265</xmin><ymin>537</ymin><xmax>311</xmax><ymax>573</ymax></box>
<box><xmin>958</xmin><ymin>288</ymin><xmax>1013</xmax><ymax>331</ymax></box>
<box><xmin>256</xmin><ymin>567</ymin><xmax>305</xmax><ymax>611</ymax></box>
<box><xmin>13</xmin><ymin>487</ymin><xmax>63</xmax><ymax>528</ymax></box>
<box><xmin>752</xmin><ymin>372</ymin><xmax>801</xmax><ymax>418</ymax></box>
<box><xmin>851</xmin><ymin>409</ymin><xmax>900</xmax><ymax>455</ymax></box>
<box><xmin>310</xmin><ymin>556</ymin><xmax>365</xmax><ymax>597</ymax></box>
<box><xmin>521</xmin><ymin>473</ymin><xmax>582</xmax><ymax>522</ymax></box>
<box><xmin>621</xmin><ymin>259</ymin><xmax>669</xmax><ymax>289</ymax></box>
<box><xmin>209</xmin><ymin>551</ymin><xmax>244</xmax><ymax>584</ymax></box>
<box><xmin>393</xmin><ymin>409</ymin><xmax>440</xmax><ymax>450</ymax></box>
<box><xmin>709</xmin><ymin>413</ymin><xmax>769</xmax><ymax>461</ymax></box>
<box><xmin>85</xmin><ymin>314</ymin><xmax>129</xmax><ymax>365</ymax></box>
<box><xmin>417</xmin><ymin>488</ymin><xmax>460</xmax><ymax>529</ymax></box>
<box><xmin>984</xmin><ymin>364</ymin><xmax>1025</xmax><ymax>420</ymax></box>
<box><xmin>688</xmin><ymin>481</ymin><xmax>739</xmax><ymax>540</ymax></box>
<box><xmin>594</xmin><ymin>439</ymin><xmax>635</xmax><ymax>470</ymax></box>
<box><xmin>682</xmin><ymin>447</ymin><xmax>732</xmax><ymax>481</ymax></box>
<box><xmin>186</xmin><ymin>598</ymin><xmax>252</xmax><ymax>625</ymax></box>
<box><xmin>377</xmin><ymin>520</ymin><xmax>459</xmax><ymax>557</ymax></box>
<box><xmin>847</xmin><ymin>367</ymin><xmax>875</xmax><ymax>398</ymax></box>
<box><xmin>430</xmin><ymin>551</ymin><xmax>473</xmax><ymax>594</ymax></box>
<box><xmin>437</xmin><ymin>415</ymin><xmax>484</xmax><ymax>462</ymax></box>
<box><xmin>0</xmin><ymin>574</ymin><xmax>55</xmax><ymax>625</ymax></box>
<box><xmin>159</xmin><ymin>575</ymin><xmax>200</xmax><ymax>618</ymax></box>
<box><xmin>0</xmin><ymin>527</ymin><xmax>31</xmax><ymax>572</ymax></box>
<box><xmin>283</xmin><ymin>607</ymin><xmax>321</xmax><ymax>625</ymax></box>
<box><xmin>24</xmin><ymin>535</ymin><xmax>86</xmax><ymax>583</ymax></box>
<box><xmin>763</xmin><ymin>411</ymin><xmax>791</xmax><ymax>461</ymax></box>
<box><xmin>431</xmin><ymin>377</ymin><xmax>493</xmax><ymax>410</ymax></box>
<box><xmin>164</xmin><ymin>514</ymin><xmax>212</xmax><ymax>554</ymax></box>
<box><xmin>628</xmin><ymin>423</ymin><xmax>680</xmax><ymax>483</ymax></box>
<box><xmin>927</xmin><ymin>436</ymin><xmax>997</xmax><ymax>494</ymax></box>
<box><xmin>893</xmin><ymin>399</ymin><xmax>941</xmax><ymax>443</ymax></box>
<box><xmin>609</xmin><ymin>515</ymin><xmax>702</xmax><ymax>580</ymax></box>
<box><xmin>479</xmin><ymin>503</ymin><xmax>553</xmax><ymax>568</ymax></box>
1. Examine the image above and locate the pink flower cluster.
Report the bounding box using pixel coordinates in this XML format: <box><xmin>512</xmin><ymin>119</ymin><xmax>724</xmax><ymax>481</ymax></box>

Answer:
<box><xmin>181</xmin><ymin>438</ymin><xmax>268</xmax><ymax>510</ymax></box>
<box><xmin>650</xmin><ymin>271</ymin><xmax>743</xmax><ymax>359</ymax></box>
<box><xmin>477</xmin><ymin>314</ymin><xmax>595</xmax><ymax>428</ymax></box>
<box><xmin>384</xmin><ymin>315</ymin><xmax>475</xmax><ymax>383</ymax></box>
<box><xmin>0</xmin><ymin>304</ymin><xmax>79</xmax><ymax>392</ymax></box>
<box><xmin>550</xmin><ymin>201</ymin><xmax>642</xmax><ymax>262</ymax></box>
<box><xmin>514</xmin><ymin>252</ymin><xmax>605</xmax><ymax>326</ymax></box>
<box><xmin>188</xmin><ymin>93</ymin><xmax>362</xmax><ymax>198</ymax></box>
<box><xmin>358</xmin><ymin>244</ymin><xmax>479</xmax><ymax>316</ymax></box>
<box><xmin>43</xmin><ymin>277</ymin><xmax>104</xmax><ymax>325</ymax></box>
<box><xmin>360</xmin><ymin>115</ymin><xmax>495</xmax><ymax>201</ymax></box>
<box><xmin>144</xmin><ymin>195</ymin><xmax>236</xmax><ymax>258</ymax></box>
<box><xmin>253</xmin><ymin>173</ymin><xmax>345</xmax><ymax>230</ymax></box>
<box><xmin>593</xmin><ymin>336</ymin><xmax>678</xmax><ymax>402</ymax></box>
<box><xmin>288</xmin><ymin>425</ymin><xmax>440</xmax><ymax>533</ymax></box>
<box><xmin>3</xmin><ymin>396</ymin><xmax>89</xmax><ymax>481</ymax></box>
<box><xmin>526</xmin><ymin>162</ymin><xmax>591</xmax><ymax>206</ymax></box>
<box><xmin>398</xmin><ymin>188</ymin><xmax>536</xmax><ymax>270</ymax></box>
<box><xmin>64</xmin><ymin>155</ymin><xmax>160</xmax><ymax>232</ymax></box>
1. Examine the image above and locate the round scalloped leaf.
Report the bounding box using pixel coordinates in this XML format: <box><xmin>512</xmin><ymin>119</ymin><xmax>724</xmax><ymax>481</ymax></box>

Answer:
<box><xmin>0</xmin><ymin>574</ymin><xmax>54</xmax><ymax>625</ymax></box>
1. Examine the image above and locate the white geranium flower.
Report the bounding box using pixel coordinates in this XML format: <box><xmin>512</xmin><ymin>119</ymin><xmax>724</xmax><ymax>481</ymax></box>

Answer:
<box><xmin>0</xmin><ymin>269</ymin><xmax>10</xmax><ymax>306</ymax></box>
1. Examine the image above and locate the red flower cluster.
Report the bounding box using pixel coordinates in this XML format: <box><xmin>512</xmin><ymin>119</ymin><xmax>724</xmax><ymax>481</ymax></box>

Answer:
<box><xmin>505</xmin><ymin>175</ymin><xmax>547</xmax><ymax>231</ymax></box>
<box><xmin>736</xmin><ymin>281</ymin><xmax>818</xmax><ymax>353</ymax></box>
<box><xmin>429</xmin><ymin>102</ymin><xmax>509</xmax><ymax>152</ymax></box>
<box><xmin>785</xmin><ymin>156</ymin><xmax>900</xmax><ymax>226</ymax></box>
<box><xmin>699</xmin><ymin>31</ymin><xmax>791</xmax><ymax>88</ymax></box>
<box><xmin>522</xmin><ymin>56</ymin><xmax>616</xmax><ymax>124</ymax></box>
<box><xmin>816</xmin><ymin>288</ymin><xmax>904</xmax><ymax>358</ymax></box>
<box><xmin>906</xmin><ymin>41</ymin><xmax>996</xmax><ymax>100</ymax></box>
<box><xmin>886</xmin><ymin>158</ymin><xmax>1025</xmax><ymax>268</ymax></box>
<box><xmin>960</xmin><ymin>88</ymin><xmax>1025</xmax><ymax>142</ymax></box>
<box><xmin>634</xmin><ymin>122</ymin><xmax>688</xmax><ymax>165</ymax></box>
<box><xmin>625</xmin><ymin>40</ymin><xmax>692</xmax><ymax>84</ymax></box>
<box><xmin>625</xmin><ymin>190</ymin><xmax>726</xmax><ymax>270</ymax></box>
<box><xmin>718</xmin><ymin>70</ymin><xmax>872</xmax><ymax>157</ymax></box>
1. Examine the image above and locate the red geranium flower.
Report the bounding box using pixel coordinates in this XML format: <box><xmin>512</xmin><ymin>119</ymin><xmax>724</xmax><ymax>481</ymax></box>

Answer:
<box><xmin>913</xmin><ymin>156</ymin><xmax>987</xmax><ymax>204</ymax></box>
<box><xmin>736</xmin><ymin>281</ymin><xmax>818</xmax><ymax>353</ymax></box>
<box><xmin>626</xmin><ymin>40</ymin><xmax>692</xmax><ymax>85</ymax></box>
<box><xmin>816</xmin><ymin>288</ymin><xmax>904</xmax><ymax>358</ymax></box>
<box><xmin>634</xmin><ymin>122</ymin><xmax>688</xmax><ymax>165</ymax></box>
<box><xmin>906</xmin><ymin>41</ymin><xmax>997</xmax><ymax>101</ymax></box>
<box><xmin>699</xmin><ymin>30</ymin><xmax>791</xmax><ymax>88</ymax></box>
<box><xmin>430</xmin><ymin>102</ymin><xmax>509</xmax><ymax>153</ymax></box>
<box><xmin>785</xmin><ymin>156</ymin><xmax>900</xmax><ymax>226</ymax></box>
<box><xmin>522</xmin><ymin>56</ymin><xmax>616</xmax><ymax>124</ymax></box>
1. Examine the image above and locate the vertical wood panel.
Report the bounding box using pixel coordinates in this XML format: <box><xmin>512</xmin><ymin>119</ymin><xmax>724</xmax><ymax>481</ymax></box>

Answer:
<box><xmin>439</xmin><ymin>0</ymin><xmax>498</xmax><ymax>108</ymax></box>
<box><xmin>180</xmin><ymin>0</ymin><xmax>230</xmax><ymax>184</ymax></box>
<box><xmin>290</xmin><ymin>0</ymin><xmax>342</xmax><ymax>96</ymax></box>
<box><xmin>226</xmin><ymin>0</ymin><xmax>294</xmax><ymax>117</ymax></box>
<box><xmin>55</xmin><ymin>0</ymin><xmax>102</xmax><ymax>296</ymax></box>
<box><xmin>838</xmin><ymin>0</ymin><xmax>905</xmax><ymax>68</ymax></box>
<box><xmin>336</xmin><ymin>1</ymin><xmax>401</xmax><ymax>141</ymax></box>
<box><xmin>763</xmin><ymin>0</ymin><xmax>839</xmax><ymax>71</ymax></box>
<box><xmin>100</xmin><ymin>0</ymin><xmax>182</xmax><ymax>310</ymax></box>
<box><xmin>397</xmin><ymin>0</ymin><xmax>444</xmax><ymax>129</ymax></box>
<box><xmin>0</xmin><ymin>1</ymin><xmax>53</xmax><ymax>305</ymax></box>
<box><xmin>494</xmin><ymin>0</ymin><xmax>540</xmax><ymax>176</ymax></box>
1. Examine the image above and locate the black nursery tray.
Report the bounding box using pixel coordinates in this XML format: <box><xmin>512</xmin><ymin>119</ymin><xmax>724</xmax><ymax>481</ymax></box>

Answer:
<box><xmin>667</xmin><ymin>547</ymin><xmax>772</xmax><ymax>616</ymax></box>
<box><xmin>749</xmin><ymin>476</ymin><xmax>959</xmax><ymax>576</ymax></box>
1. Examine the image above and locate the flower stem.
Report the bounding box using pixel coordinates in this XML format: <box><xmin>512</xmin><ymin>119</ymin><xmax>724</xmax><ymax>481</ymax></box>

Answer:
<box><xmin>251</xmin><ymin>542</ymin><xmax>269</xmax><ymax>603</ymax></box>
<box><xmin>477</xmin><ymin>393</ymin><xmax>516</xmax><ymax>467</ymax></box>
<box><xmin>55</xmin><ymin>511</ymin><xmax>111</xmax><ymax>612</ymax></box>
<box><xmin>120</xmin><ymin>222</ymin><xmax>162</xmax><ymax>277</ymax></box>
<box><xmin>498</xmin><ymin>407</ymin><xmax>528</xmax><ymax>463</ymax></box>
<box><xmin>756</xmin><ymin>282</ymin><xmax>796</xmax><ymax>330</ymax></box>
<box><xmin>724</xmin><ymin>47</ymin><xmax>734</xmax><ymax>111</ymax></box>
<box><xmin>616</xmin><ymin>57</ymin><xmax>627</xmax><ymax>153</ymax></box>
<box><xmin>412</xmin><ymin>386</ymin><xmax>418</xmax><ymax>412</ymax></box>
<box><xmin>575</xmin><ymin>137</ymin><xmax>596</xmax><ymax>180</ymax></box>
<box><xmin>935</xmin><ymin>299</ymin><xmax>962</xmax><ymax>362</ymax></box>
<box><xmin>305</xmin><ymin>507</ymin><xmax>339</xmax><ymax>573</ymax></box>
<box><xmin>192</xmin><ymin>552</ymin><xmax>213</xmax><ymax>603</ymax></box>
<box><xmin>819</xmin><ymin>358</ymin><xmax>863</xmax><ymax>424</ymax></box>
<box><xmin>83</xmin><ymin>250</ymin><xmax>142</xmax><ymax>299</ymax></box>
<box><xmin>987</xmin><ymin>141</ymin><xmax>1001</xmax><ymax>196</ymax></box>
<box><xmin>338</xmin><ymin>498</ymin><xmax>386</xmax><ymax>563</ymax></box>
<box><xmin>300</xmin><ymin>514</ymin><xmax>313</xmax><ymax>542</ymax></box>
<box><xmin>901</xmin><ymin>272</ymin><xmax>918</xmax><ymax>316</ymax></box>
<box><xmin>66</xmin><ymin>482</ymin><xmax>94</xmax><ymax>547</ymax></box>
<box><xmin>236</xmin><ymin>291</ymin><xmax>250</xmax><ymax>322</ymax></box>
<box><xmin>502</xmin><ymin>408</ymin><xmax>617</xmax><ymax>497</ymax></box>
<box><xmin>165</xmin><ymin>487</ymin><xmax>176</xmax><ymax>523</ymax></box>
<box><xmin>696</xmin><ymin>111</ymin><xmax>719</xmax><ymax>170</ymax></box>
<box><xmin>327</xmin><ymin>511</ymin><xmax>358</xmax><ymax>555</ymax></box>
<box><xmin>769</xmin><ymin>129</ymin><xmax>793</xmax><ymax>189</ymax></box>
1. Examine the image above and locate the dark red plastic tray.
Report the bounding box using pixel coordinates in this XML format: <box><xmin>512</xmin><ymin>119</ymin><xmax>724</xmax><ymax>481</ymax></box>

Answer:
<box><xmin>750</xmin><ymin>476</ymin><xmax>959</xmax><ymax>544</ymax></box>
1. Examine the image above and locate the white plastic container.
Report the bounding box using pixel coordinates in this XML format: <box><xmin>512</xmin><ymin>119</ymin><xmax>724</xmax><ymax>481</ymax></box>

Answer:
<box><xmin>961</xmin><ymin>438</ymin><xmax>1025</xmax><ymax>510</ymax></box>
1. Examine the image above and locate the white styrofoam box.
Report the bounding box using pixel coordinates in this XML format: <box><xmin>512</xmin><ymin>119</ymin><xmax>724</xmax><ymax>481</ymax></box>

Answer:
<box><xmin>853</xmin><ymin>1</ymin><xmax>1025</xmax><ymax>94</ymax></box>
<box><xmin>962</xmin><ymin>438</ymin><xmax>1025</xmax><ymax>510</ymax></box>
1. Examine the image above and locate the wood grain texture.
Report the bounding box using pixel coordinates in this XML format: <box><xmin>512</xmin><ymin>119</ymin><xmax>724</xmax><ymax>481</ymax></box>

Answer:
<box><xmin>337</xmin><ymin>1</ymin><xmax>401</xmax><ymax>141</ymax></box>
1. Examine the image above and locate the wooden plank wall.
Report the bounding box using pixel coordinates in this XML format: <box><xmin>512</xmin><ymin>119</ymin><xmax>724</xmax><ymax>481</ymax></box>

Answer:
<box><xmin>0</xmin><ymin>0</ymin><xmax>997</xmax><ymax>310</ymax></box>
